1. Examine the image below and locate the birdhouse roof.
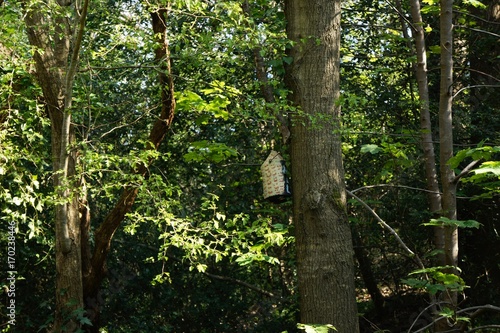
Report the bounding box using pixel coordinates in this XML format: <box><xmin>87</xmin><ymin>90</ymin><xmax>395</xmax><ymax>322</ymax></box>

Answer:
<box><xmin>262</xmin><ymin>150</ymin><xmax>283</xmax><ymax>167</ymax></box>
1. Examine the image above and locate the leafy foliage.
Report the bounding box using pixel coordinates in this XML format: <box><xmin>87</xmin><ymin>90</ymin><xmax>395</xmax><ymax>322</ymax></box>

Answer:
<box><xmin>1</xmin><ymin>0</ymin><xmax>499</xmax><ymax>331</ymax></box>
<box><xmin>422</xmin><ymin>217</ymin><xmax>481</xmax><ymax>229</ymax></box>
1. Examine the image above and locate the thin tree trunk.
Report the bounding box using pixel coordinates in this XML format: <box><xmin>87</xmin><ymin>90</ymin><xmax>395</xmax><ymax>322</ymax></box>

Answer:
<box><xmin>437</xmin><ymin>0</ymin><xmax>459</xmax><ymax>330</ymax></box>
<box><xmin>439</xmin><ymin>0</ymin><xmax>458</xmax><ymax>281</ymax></box>
<box><xmin>285</xmin><ymin>1</ymin><xmax>359</xmax><ymax>331</ymax></box>
<box><xmin>352</xmin><ymin>230</ymin><xmax>385</xmax><ymax>315</ymax></box>
<box><xmin>408</xmin><ymin>0</ymin><xmax>445</xmax><ymax>269</ymax></box>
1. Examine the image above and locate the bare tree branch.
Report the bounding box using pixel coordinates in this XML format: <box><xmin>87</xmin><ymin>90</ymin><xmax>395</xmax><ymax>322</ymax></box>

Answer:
<box><xmin>202</xmin><ymin>271</ymin><xmax>280</xmax><ymax>299</ymax></box>
<box><xmin>453</xmin><ymin>85</ymin><xmax>500</xmax><ymax>99</ymax></box>
<box><xmin>453</xmin><ymin>159</ymin><xmax>482</xmax><ymax>184</ymax></box>
<box><xmin>410</xmin><ymin>304</ymin><xmax>500</xmax><ymax>333</ymax></box>
<box><xmin>465</xmin><ymin>325</ymin><xmax>500</xmax><ymax>332</ymax></box>
<box><xmin>346</xmin><ymin>189</ymin><xmax>426</xmax><ymax>270</ymax></box>
<box><xmin>351</xmin><ymin>183</ymin><xmax>442</xmax><ymax>195</ymax></box>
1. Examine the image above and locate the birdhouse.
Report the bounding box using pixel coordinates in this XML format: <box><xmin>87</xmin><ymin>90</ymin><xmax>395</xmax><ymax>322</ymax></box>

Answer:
<box><xmin>261</xmin><ymin>150</ymin><xmax>291</xmax><ymax>203</ymax></box>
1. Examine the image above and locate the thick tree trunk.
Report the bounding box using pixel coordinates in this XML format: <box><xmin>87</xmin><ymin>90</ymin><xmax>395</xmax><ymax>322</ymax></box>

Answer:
<box><xmin>22</xmin><ymin>1</ymin><xmax>174</xmax><ymax>331</ymax></box>
<box><xmin>23</xmin><ymin>1</ymin><xmax>87</xmax><ymax>330</ymax></box>
<box><xmin>285</xmin><ymin>1</ymin><xmax>359</xmax><ymax>331</ymax></box>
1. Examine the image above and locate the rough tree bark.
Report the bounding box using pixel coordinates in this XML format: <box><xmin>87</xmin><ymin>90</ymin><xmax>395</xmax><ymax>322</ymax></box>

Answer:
<box><xmin>22</xmin><ymin>0</ymin><xmax>89</xmax><ymax>330</ymax></box>
<box><xmin>284</xmin><ymin>1</ymin><xmax>359</xmax><ymax>331</ymax></box>
<box><xmin>22</xmin><ymin>0</ymin><xmax>175</xmax><ymax>331</ymax></box>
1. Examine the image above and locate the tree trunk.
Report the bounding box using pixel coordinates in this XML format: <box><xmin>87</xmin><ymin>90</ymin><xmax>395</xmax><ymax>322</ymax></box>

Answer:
<box><xmin>285</xmin><ymin>1</ymin><xmax>359</xmax><ymax>331</ymax></box>
<box><xmin>81</xmin><ymin>6</ymin><xmax>176</xmax><ymax>331</ymax></box>
<box><xmin>468</xmin><ymin>0</ymin><xmax>500</xmax><ymax>144</ymax></box>
<box><xmin>436</xmin><ymin>0</ymin><xmax>459</xmax><ymax>330</ymax></box>
<box><xmin>408</xmin><ymin>0</ymin><xmax>445</xmax><ymax>267</ymax></box>
<box><xmin>23</xmin><ymin>0</ymin><xmax>88</xmax><ymax>330</ymax></box>
<box><xmin>352</xmin><ymin>230</ymin><xmax>385</xmax><ymax>316</ymax></box>
<box><xmin>241</xmin><ymin>1</ymin><xmax>290</xmax><ymax>145</ymax></box>
<box><xmin>22</xmin><ymin>1</ymin><xmax>174</xmax><ymax>331</ymax></box>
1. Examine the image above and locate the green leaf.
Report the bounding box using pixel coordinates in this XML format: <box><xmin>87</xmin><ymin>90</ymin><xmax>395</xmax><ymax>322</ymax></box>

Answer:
<box><xmin>448</xmin><ymin>145</ymin><xmax>500</xmax><ymax>169</ymax></box>
<box><xmin>409</xmin><ymin>265</ymin><xmax>461</xmax><ymax>275</ymax></box>
<box><xmin>439</xmin><ymin>307</ymin><xmax>455</xmax><ymax>318</ymax></box>
<box><xmin>434</xmin><ymin>271</ymin><xmax>461</xmax><ymax>285</ymax></box>
<box><xmin>297</xmin><ymin>323</ymin><xmax>337</xmax><ymax>333</ymax></box>
<box><xmin>429</xmin><ymin>45</ymin><xmax>441</xmax><ymax>54</ymax></box>
<box><xmin>183</xmin><ymin>141</ymin><xmax>238</xmax><ymax>163</ymax></box>
<box><xmin>421</xmin><ymin>4</ymin><xmax>440</xmax><ymax>14</ymax></box>
<box><xmin>360</xmin><ymin>144</ymin><xmax>382</xmax><ymax>154</ymax></box>
<box><xmin>282</xmin><ymin>56</ymin><xmax>293</xmax><ymax>64</ymax></box>
<box><xmin>422</xmin><ymin>217</ymin><xmax>481</xmax><ymax>229</ymax></box>
<box><xmin>462</xmin><ymin>0</ymin><xmax>486</xmax><ymax>8</ymax></box>
<box><xmin>473</xmin><ymin>161</ymin><xmax>500</xmax><ymax>176</ymax></box>
<box><xmin>401</xmin><ymin>278</ymin><xmax>429</xmax><ymax>289</ymax></box>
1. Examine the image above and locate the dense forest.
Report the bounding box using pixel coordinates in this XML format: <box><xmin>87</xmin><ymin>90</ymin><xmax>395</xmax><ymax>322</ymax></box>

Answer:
<box><xmin>1</xmin><ymin>0</ymin><xmax>499</xmax><ymax>332</ymax></box>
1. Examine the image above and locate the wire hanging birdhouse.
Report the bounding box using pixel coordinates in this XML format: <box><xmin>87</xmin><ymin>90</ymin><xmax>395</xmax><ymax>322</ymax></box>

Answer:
<box><xmin>261</xmin><ymin>150</ymin><xmax>291</xmax><ymax>203</ymax></box>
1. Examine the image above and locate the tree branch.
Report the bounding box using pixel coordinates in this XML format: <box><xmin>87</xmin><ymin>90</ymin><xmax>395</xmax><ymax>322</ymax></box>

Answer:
<box><xmin>351</xmin><ymin>183</ymin><xmax>442</xmax><ymax>195</ymax></box>
<box><xmin>242</xmin><ymin>1</ymin><xmax>290</xmax><ymax>144</ymax></box>
<box><xmin>453</xmin><ymin>84</ymin><xmax>500</xmax><ymax>99</ymax></box>
<box><xmin>453</xmin><ymin>159</ymin><xmax>482</xmax><ymax>184</ymax></box>
<box><xmin>202</xmin><ymin>271</ymin><xmax>280</xmax><ymax>299</ymax></box>
<box><xmin>465</xmin><ymin>325</ymin><xmax>500</xmax><ymax>332</ymax></box>
<box><xmin>347</xmin><ymin>189</ymin><xmax>426</xmax><ymax>270</ymax></box>
<box><xmin>455</xmin><ymin>25</ymin><xmax>500</xmax><ymax>38</ymax></box>
<box><xmin>410</xmin><ymin>304</ymin><xmax>500</xmax><ymax>333</ymax></box>
<box><xmin>83</xmin><ymin>4</ymin><xmax>176</xmax><ymax>301</ymax></box>
<box><xmin>58</xmin><ymin>0</ymin><xmax>90</xmax><ymax>254</ymax></box>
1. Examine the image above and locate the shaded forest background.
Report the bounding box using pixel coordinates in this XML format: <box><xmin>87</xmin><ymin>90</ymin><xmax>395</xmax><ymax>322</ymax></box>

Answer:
<box><xmin>1</xmin><ymin>0</ymin><xmax>499</xmax><ymax>332</ymax></box>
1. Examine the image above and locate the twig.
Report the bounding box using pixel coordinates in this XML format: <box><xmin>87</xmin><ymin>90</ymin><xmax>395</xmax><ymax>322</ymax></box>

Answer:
<box><xmin>453</xmin><ymin>10</ymin><xmax>500</xmax><ymax>25</ymax></box>
<box><xmin>349</xmin><ymin>183</ymin><xmax>474</xmax><ymax>199</ymax></box>
<box><xmin>457</xmin><ymin>304</ymin><xmax>500</xmax><ymax>315</ymax></box>
<box><xmin>409</xmin><ymin>304</ymin><xmax>500</xmax><ymax>333</ymax></box>
<box><xmin>351</xmin><ymin>183</ymin><xmax>442</xmax><ymax>195</ymax></box>
<box><xmin>466</xmin><ymin>325</ymin><xmax>500</xmax><ymax>332</ymax></box>
<box><xmin>201</xmin><ymin>271</ymin><xmax>280</xmax><ymax>299</ymax></box>
<box><xmin>78</xmin><ymin>64</ymin><xmax>160</xmax><ymax>72</ymax></box>
<box><xmin>346</xmin><ymin>189</ymin><xmax>426</xmax><ymax>270</ymax></box>
<box><xmin>407</xmin><ymin>302</ymin><xmax>440</xmax><ymax>333</ymax></box>
<box><xmin>453</xmin><ymin>84</ymin><xmax>500</xmax><ymax>99</ymax></box>
<box><xmin>455</xmin><ymin>25</ymin><xmax>500</xmax><ymax>38</ymax></box>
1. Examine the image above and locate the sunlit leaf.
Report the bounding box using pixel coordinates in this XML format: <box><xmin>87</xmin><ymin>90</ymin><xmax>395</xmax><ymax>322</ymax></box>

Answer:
<box><xmin>360</xmin><ymin>144</ymin><xmax>382</xmax><ymax>154</ymax></box>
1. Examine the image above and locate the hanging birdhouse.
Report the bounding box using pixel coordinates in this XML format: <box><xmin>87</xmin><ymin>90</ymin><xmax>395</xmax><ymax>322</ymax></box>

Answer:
<box><xmin>261</xmin><ymin>150</ymin><xmax>291</xmax><ymax>203</ymax></box>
